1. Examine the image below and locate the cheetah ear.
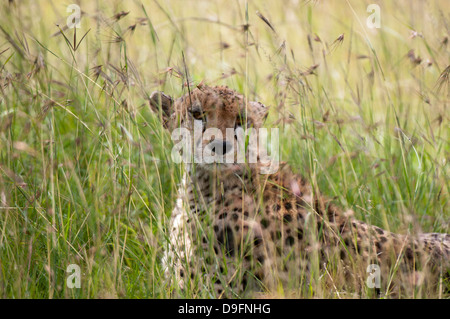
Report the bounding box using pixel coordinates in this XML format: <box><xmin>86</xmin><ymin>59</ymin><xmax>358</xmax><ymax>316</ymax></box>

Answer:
<box><xmin>149</xmin><ymin>91</ymin><xmax>173</xmax><ymax>126</ymax></box>
<box><xmin>250</xmin><ymin>101</ymin><xmax>269</xmax><ymax>125</ymax></box>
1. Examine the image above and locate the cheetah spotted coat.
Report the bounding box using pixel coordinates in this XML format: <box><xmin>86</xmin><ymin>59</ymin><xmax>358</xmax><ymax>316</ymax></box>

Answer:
<box><xmin>150</xmin><ymin>84</ymin><xmax>449</xmax><ymax>298</ymax></box>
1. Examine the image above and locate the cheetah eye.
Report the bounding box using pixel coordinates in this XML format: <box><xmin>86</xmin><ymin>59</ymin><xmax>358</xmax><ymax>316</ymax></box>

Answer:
<box><xmin>189</xmin><ymin>108</ymin><xmax>205</xmax><ymax>120</ymax></box>
<box><xmin>235</xmin><ymin>113</ymin><xmax>250</xmax><ymax>128</ymax></box>
<box><xmin>193</xmin><ymin>110</ymin><xmax>203</xmax><ymax>120</ymax></box>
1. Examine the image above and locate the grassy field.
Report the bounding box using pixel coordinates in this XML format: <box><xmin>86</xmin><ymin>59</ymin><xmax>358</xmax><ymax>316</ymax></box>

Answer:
<box><xmin>0</xmin><ymin>0</ymin><xmax>448</xmax><ymax>298</ymax></box>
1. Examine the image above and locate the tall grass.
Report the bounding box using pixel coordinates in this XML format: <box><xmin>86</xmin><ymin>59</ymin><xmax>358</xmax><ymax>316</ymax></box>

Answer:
<box><xmin>0</xmin><ymin>0</ymin><xmax>448</xmax><ymax>298</ymax></box>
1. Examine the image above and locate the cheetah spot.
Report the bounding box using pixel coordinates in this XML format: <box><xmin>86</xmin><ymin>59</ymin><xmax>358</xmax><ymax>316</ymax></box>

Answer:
<box><xmin>217</xmin><ymin>226</ymin><xmax>235</xmax><ymax>257</ymax></box>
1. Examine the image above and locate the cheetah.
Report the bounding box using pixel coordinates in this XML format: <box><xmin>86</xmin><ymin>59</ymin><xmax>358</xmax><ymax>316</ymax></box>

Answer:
<box><xmin>149</xmin><ymin>84</ymin><xmax>449</xmax><ymax>298</ymax></box>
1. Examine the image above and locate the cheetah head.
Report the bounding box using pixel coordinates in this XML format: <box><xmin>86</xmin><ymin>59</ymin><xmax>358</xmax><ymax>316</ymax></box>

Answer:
<box><xmin>149</xmin><ymin>84</ymin><xmax>277</xmax><ymax>173</ymax></box>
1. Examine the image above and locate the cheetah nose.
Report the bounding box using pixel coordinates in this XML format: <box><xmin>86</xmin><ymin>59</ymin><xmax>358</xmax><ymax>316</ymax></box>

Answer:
<box><xmin>209</xmin><ymin>140</ymin><xmax>233</xmax><ymax>156</ymax></box>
